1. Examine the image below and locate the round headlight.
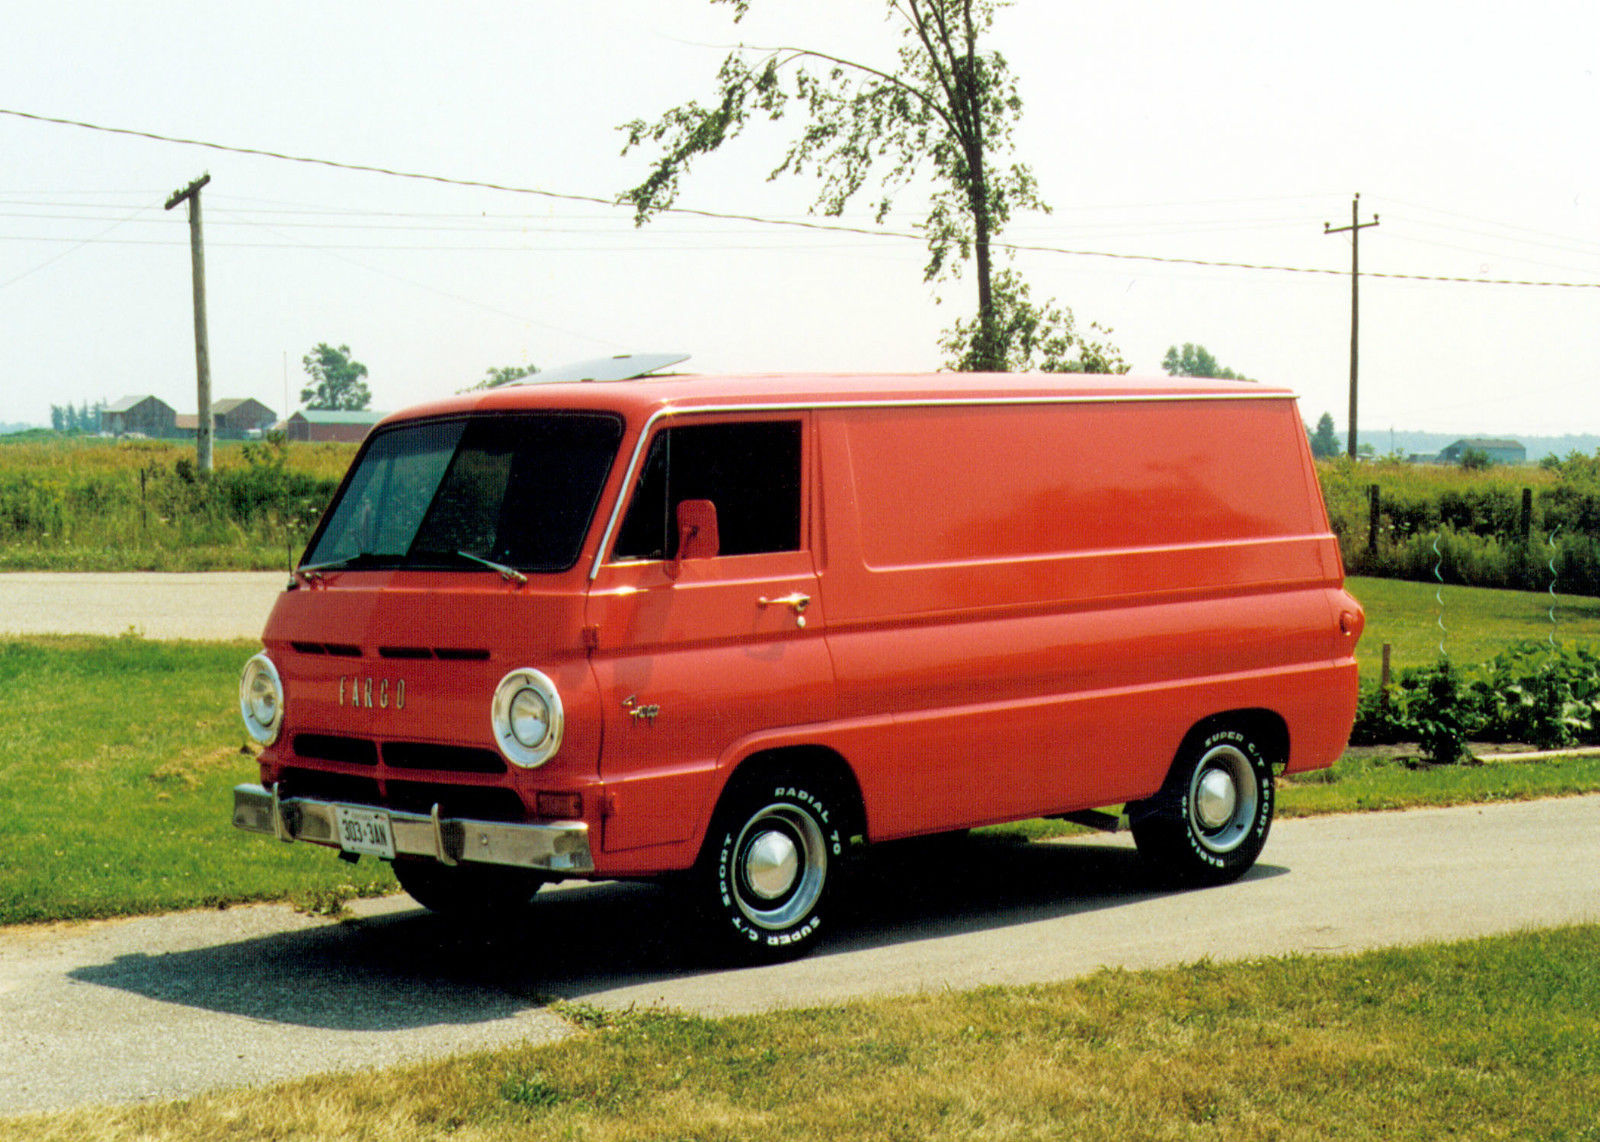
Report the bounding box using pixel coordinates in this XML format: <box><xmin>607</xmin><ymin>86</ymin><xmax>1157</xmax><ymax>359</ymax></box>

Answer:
<box><xmin>240</xmin><ymin>653</ymin><xmax>284</xmax><ymax>745</ymax></box>
<box><xmin>492</xmin><ymin>668</ymin><xmax>563</xmax><ymax>768</ymax></box>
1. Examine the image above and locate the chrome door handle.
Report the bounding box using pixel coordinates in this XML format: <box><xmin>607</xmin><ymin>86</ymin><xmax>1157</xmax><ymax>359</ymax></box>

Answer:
<box><xmin>758</xmin><ymin>592</ymin><xmax>811</xmax><ymax>627</ymax></box>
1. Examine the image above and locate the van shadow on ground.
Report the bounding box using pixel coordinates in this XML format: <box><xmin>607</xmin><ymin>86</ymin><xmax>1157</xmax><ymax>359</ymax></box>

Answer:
<box><xmin>69</xmin><ymin>833</ymin><xmax>1286</xmax><ymax>1033</ymax></box>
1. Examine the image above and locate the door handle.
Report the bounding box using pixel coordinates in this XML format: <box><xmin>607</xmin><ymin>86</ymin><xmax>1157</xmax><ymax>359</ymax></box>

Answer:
<box><xmin>758</xmin><ymin>592</ymin><xmax>811</xmax><ymax>627</ymax></box>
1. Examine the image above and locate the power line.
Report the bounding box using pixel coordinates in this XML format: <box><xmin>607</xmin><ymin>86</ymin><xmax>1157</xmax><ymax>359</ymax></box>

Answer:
<box><xmin>4</xmin><ymin>106</ymin><xmax>1600</xmax><ymax>289</ymax></box>
<box><xmin>0</xmin><ymin>202</ymin><xmax>157</xmax><ymax>292</ymax></box>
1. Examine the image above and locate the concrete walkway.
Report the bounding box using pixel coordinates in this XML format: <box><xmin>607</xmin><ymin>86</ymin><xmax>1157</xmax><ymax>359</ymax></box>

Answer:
<box><xmin>0</xmin><ymin>572</ymin><xmax>284</xmax><ymax>640</ymax></box>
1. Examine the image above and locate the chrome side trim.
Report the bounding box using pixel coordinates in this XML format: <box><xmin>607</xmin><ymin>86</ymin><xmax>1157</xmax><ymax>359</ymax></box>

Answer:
<box><xmin>232</xmin><ymin>784</ymin><xmax>595</xmax><ymax>874</ymax></box>
<box><xmin>585</xmin><ymin>390</ymin><xmax>1298</xmax><ymax>581</ymax></box>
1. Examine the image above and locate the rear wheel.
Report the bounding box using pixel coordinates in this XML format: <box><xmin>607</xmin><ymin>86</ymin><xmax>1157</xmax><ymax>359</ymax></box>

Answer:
<box><xmin>392</xmin><ymin>860</ymin><xmax>546</xmax><ymax>917</ymax></box>
<box><xmin>1130</xmin><ymin>726</ymin><xmax>1275</xmax><ymax>885</ymax></box>
<box><xmin>701</xmin><ymin>772</ymin><xmax>850</xmax><ymax>962</ymax></box>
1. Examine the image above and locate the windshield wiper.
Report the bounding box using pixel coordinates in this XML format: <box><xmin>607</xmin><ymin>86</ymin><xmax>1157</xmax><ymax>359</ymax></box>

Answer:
<box><xmin>296</xmin><ymin>552</ymin><xmax>396</xmax><ymax>576</ymax></box>
<box><xmin>407</xmin><ymin>549</ymin><xmax>530</xmax><ymax>583</ymax></box>
<box><xmin>453</xmin><ymin>550</ymin><xmax>529</xmax><ymax>584</ymax></box>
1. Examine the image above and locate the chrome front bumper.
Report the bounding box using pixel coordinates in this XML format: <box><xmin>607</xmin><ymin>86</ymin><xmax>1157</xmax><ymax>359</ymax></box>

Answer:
<box><xmin>231</xmin><ymin>783</ymin><xmax>595</xmax><ymax>874</ymax></box>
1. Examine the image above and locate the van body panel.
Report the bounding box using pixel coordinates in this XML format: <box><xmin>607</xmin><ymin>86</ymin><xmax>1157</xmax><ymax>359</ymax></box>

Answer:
<box><xmin>241</xmin><ymin>372</ymin><xmax>1361</xmax><ymax>900</ymax></box>
<box><xmin>801</xmin><ymin>393</ymin><xmax>1357</xmax><ymax>841</ymax></box>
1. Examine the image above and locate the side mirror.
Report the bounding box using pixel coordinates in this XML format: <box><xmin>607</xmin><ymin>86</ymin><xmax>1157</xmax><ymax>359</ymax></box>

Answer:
<box><xmin>665</xmin><ymin>499</ymin><xmax>719</xmax><ymax>579</ymax></box>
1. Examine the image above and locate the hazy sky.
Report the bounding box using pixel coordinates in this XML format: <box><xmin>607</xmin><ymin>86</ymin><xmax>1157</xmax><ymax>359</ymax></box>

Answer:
<box><xmin>3</xmin><ymin>0</ymin><xmax>1597</xmax><ymax>437</ymax></box>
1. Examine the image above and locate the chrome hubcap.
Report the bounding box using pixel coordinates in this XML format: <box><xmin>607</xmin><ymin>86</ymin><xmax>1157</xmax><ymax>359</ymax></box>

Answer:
<box><xmin>1195</xmin><ymin>768</ymin><xmax>1238</xmax><ymax>830</ymax></box>
<box><xmin>1187</xmin><ymin>744</ymin><xmax>1259</xmax><ymax>855</ymax></box>
<box><xmin>731</xmin><ymin>802</ymin><xmax>828</xmax><ymax>930</ymax></box>
<box><xmin>743</xmin><ymin>829</ymin><xmax>799</xmax><ymax>900</ymax></box>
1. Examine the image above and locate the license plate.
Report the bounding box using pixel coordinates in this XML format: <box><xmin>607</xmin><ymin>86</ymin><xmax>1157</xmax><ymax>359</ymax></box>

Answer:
<box><xmin>335</xmin><ymin>806</ymin><xmax>396</xmax><ymax>859</ymax></box>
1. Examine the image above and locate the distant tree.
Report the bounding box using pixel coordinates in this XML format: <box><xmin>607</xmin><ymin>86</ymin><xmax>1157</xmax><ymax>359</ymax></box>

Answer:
<box><xmin>463</xmin><ymin>364</ymin><xmax>539</xmax><ymax>393</ymax></box>
<box><xmin>1162</xmin><ymin>343</ymin><xmax>1250</xmax><ymax>381</ymax></box>
<box><xmin>1309</xmin><ymin>412</ymin><xmax>1341</xmax><ymax>459</ymax></box>
<box><xmin>1458</xmin><ymin>446</ymin><xmax>1491</xmax><ymax>470</ymax></box>
<box><xmin>57</xmin><ymin>403</ymin><xmax>89</xmax><ymax>433</ymax></box>
<box><xmin>300</xmin><ymin>343</ymin><xmax>371</xmax><ymax>411</ymax></box>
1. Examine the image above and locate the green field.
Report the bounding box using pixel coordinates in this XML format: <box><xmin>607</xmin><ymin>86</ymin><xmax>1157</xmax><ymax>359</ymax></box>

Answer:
<box><xmin>1349</xmin><ymin>574</ymin><xmax>1600</xmax><ymax>680</ymax></box>
<box><xmin>0</xmin><ymin>436</ymin><xmax>354</xmax><ymax>571</ymax></box>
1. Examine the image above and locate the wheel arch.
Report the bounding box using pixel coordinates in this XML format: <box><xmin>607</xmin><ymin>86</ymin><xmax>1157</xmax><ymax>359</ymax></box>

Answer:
<box><xmin>705</xmin><ymin>745</ymin><xmax>866</xmax><ymax>856</ymax></box>
<box><xmin>1164</xmin><ymin>708</ymin><xmax>1290</xmax><ymax>787</ymax></box>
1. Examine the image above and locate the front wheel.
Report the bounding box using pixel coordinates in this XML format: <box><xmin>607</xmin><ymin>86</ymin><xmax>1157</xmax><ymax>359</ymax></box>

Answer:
<box><xmin>1130</xmin><ymin>727</ymin><xmax>1275</xmax><ymax>885</ymax></box>
<box><xmin>701</xmin><ymin>775</ymin><xmax>848</xmax><ymax>962</ymax></box>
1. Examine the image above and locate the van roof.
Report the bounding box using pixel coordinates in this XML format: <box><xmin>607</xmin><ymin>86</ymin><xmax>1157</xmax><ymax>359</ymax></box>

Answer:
<box><xmin>388</xmin><ymin>372</ymin><xmax>1295</xmax><ymax>428</ymax></box>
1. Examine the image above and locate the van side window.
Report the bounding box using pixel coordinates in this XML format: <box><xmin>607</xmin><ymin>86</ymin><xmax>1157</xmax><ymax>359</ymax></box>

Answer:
<box><xmin>614</xmin><ymin>420</ymin><xmax>801</xmax><ymax>560</ymax></box>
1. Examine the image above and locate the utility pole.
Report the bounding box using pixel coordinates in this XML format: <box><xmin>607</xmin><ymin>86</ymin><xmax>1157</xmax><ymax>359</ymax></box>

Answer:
<box><xmin>1324</xmin><ymin>193</ymin><xmax>1380</xmax><ymax>459</ymax></box>
<box><xmin>165</xmin><ymin>173</ymin><xmax>213</xmax><ymax>474</ymax></box>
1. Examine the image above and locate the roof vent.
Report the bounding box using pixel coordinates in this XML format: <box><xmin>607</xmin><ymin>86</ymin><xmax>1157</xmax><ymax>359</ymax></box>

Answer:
<box><xmin>509</xmin><ymin>352</ymin><xmax>689</xmax><ymax>386</ymax></box>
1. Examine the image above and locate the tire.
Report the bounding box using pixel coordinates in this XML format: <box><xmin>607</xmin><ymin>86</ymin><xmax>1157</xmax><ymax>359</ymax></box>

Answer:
<box><xmin>392</xmin><ymin>859</ymin><xmax>545</xmax><ymax>918</ymax></box>
<box><xmin>702</xmin><ymin>773</ymin><xmax>849</xmax><ymax>962</ymax></box>
<box><xmin>1130</xmin><ymin>726</ymin><xmax>1275</xmax><ymax>885</ymax></box>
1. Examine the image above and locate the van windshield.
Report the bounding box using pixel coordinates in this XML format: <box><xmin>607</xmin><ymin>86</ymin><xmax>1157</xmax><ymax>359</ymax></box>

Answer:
<box><xmin>301</xmin><ymin>413</ymin><xmax>623</xmax><ymax>574</ymax></box>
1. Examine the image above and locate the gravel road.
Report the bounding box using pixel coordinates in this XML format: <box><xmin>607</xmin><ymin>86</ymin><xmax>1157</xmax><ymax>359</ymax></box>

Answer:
<box><xmin>0</xmin><ymin>571</ymin><xmax>284</xmax><ymax>640</ymax></box>
<box><xmin>1</xmin><ymin>794</ymin><xmax>1596</xmax><ymax>1115</ymax></box>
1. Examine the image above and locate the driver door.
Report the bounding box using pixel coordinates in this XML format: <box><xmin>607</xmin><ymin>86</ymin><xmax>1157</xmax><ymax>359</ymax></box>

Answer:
<box><xmin>586</xmin><ymin>415</ymin><xmax>835</xmax><ymax>854</ymax></box>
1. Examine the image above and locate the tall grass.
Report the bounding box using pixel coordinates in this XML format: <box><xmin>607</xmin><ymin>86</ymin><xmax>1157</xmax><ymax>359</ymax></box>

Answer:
<box><xmin>1322</xmin><ymin>453</ymin><xmax>1600</xmax><ymax>595</ymax></box>
<box><xmin>0</xmin><ymin>436</ymin><xmax>354</xmax><ymax>571</ymax></box>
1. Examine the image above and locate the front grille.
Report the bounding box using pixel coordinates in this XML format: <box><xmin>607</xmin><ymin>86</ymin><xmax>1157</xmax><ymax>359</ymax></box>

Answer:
<box><xmin>376</xmin><ymin>646</ymin><xmax>433</xmax><ymax>660</ymax></box>
<box><xmin>290</xmin><ymin>641</ymin><xmax>363</xmax><ymax>657</ymax></box>
<box><xmin>382</xmin><ymin>741</ymin><xmax>505</xmax><ymax>774</ymax></box>
<box><xmin>279</xmin><ymin>737</ymin><xmax>524</xmax><ymax>821</ymax></box>
<box><xmin>294</xmin><ymin>734</ymin><xmax>379</xmax><ymax>766</ymax></box>
<box><xmin>279</xmin><ymin>767</ymin><xmax>381</xmax><ymax>805</ymax></box>
<box><xmin>374</xmin><ymin>645</ymin><xmax>491</xmax><ymax>661</ymax></box>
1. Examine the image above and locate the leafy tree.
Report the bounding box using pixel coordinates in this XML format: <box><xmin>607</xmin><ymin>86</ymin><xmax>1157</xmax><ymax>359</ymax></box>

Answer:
<box><xmin>1309</xmin><ymin>412</ymin><xmax>1341</xmax><ymax>459</ymax></box>
<box><xmin>49</xmin><ymin>405</ymin><xmax>64</xmax><ymax>433</ymax></box>
<box><xmin>939</xmin><ymin>269</ymin><xmax>1128</xmax><ymax>373</ymax></box>
<box><xmin>619</xmin><ymin>0</ymin><xmax>1121</xmax><ymax>373</ymax></box>
<box><xmin>300</xmin><ymin>343</ymin><xmax>371</xmax><ymax>411</ymax></box>
<box><xmin>1458</xmin><ymin>446</ymin><xmax>1491</xmax><ymax>470</ymax></box>
<box><xmin>1162</xmin><ymin>342</ymin><xmax>1249</xmax><ymax>380</ymax></box>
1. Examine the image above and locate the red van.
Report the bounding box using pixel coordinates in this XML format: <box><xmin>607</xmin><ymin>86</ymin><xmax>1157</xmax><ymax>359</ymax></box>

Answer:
<box><xmin>234</xmin><ymin>366</ymin><xmax>1363</xmax><ymax>960</ymax></box>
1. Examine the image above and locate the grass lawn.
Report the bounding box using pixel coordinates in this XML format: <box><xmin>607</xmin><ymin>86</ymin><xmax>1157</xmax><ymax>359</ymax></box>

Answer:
<box><xmin>1348</xmin><ymin>574</ymin><xmax>1600</xmax><ymax>680</ymax></box>
<box><xmin>0</xmin><ymin>636</ymin><xmax>394</xmax><ymax>926</ymax></box>
<box><xmin>4</xmin><ymin>926</ymin><xmax>1595</xmax><ymax>1140</ymax></box>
